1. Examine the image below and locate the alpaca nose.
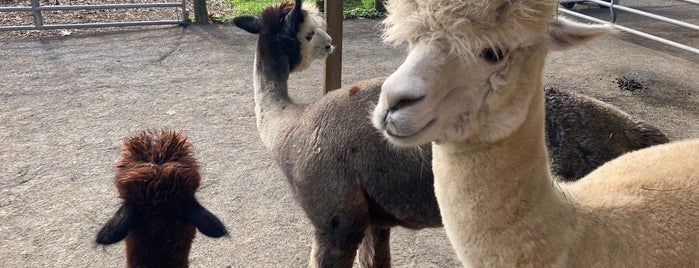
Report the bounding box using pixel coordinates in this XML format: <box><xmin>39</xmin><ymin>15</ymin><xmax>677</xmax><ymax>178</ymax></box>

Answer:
<box><xmin>382</xmin><ymin>69</ymin><xmax>426</xmax><ymax>113</ymax></box>
<box><xmin>389</xmin><ymin>95</ymin><xmax>424</xmax><ymax>112</ymax></box>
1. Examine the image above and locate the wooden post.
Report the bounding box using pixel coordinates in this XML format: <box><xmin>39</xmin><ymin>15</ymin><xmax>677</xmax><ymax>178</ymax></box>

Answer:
<box><xmin>324</xmin><ymin>0</ymin><xmax>342</xmax><ymax>94</ymax></box>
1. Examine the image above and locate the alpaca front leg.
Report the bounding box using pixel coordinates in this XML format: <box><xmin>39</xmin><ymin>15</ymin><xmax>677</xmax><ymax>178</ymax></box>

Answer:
<box><xmin>309</xmin><ymin>223</ymin><xmax>366</xmax><ymax>268</ymax></box>
<box><xmin>358</xmin><ymin>226</ymin><xmax>391</xmax><ymax>268</ymax></box>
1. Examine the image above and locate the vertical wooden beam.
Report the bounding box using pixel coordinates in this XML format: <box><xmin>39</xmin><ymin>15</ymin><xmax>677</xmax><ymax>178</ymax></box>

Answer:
<box><xmin>324</xmin><ymin>0</ymin><xmax>343</xmax><ymax>94</ymax></box>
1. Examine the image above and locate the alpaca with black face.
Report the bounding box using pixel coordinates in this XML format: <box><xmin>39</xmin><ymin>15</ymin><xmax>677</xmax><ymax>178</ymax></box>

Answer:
<box><xmin>234</xmin><ymin>1</ymin><xmax>670</xmax><ymax>267</ymax></box>
<box><xmin>96</xmin><ymin>130</ymin><xmax>228</xmax><ymax>268</ymax></box>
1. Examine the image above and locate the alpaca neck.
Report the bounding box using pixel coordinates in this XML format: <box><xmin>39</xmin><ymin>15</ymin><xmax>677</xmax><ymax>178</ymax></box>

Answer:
<box><xmin>432</xmin><ymin>80</ymin><xmax>576</xmax><ymax>265</ymax></box>
<box><xmin>124</xmin><ymin>231</ymin><xmax>193</xmax><ymax>268</ymax></box>
<box><xmin>252</xmin><ymin>39</ymin><xmax>302</xmax><ymax>149</ymax></box>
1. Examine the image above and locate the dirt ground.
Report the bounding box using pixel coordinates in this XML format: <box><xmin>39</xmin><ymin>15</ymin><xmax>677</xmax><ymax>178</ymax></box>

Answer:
<box><xmin>1</xmin><ymin>17</ymin><xmax>698</xmax><ymax>267</ymax></box>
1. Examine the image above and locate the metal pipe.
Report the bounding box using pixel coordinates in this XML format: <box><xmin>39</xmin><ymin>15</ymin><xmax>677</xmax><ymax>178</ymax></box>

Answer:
<box><xmin>0</xmin><ymin>7</ymin><xmax>34</xmax><ymax>12</ymax></box>
<box><xmin>558</xmin><ymin>9</ymin><xmax>699</xmax><ymax>55</ymax></box>
<box><xmin>180</xmin><ymin>0</ymin><xmax>188</xmax><ymax>23</ymax></box>
<box><xmin>35</xmin><ymin>3</ymin><xmax>183</xmax><ymax>11</ymax></box>
<box><xmin>588</xmin><ymin>0</ymin><xmax>699</xmax><ymax>31</ymax></box>
<box><xmin>31</xmin><ymin>0</ymin><xmax>43</xmax><ymax>27</ymax></box>
<box><xmin>0</xmin><ymin>2</ymin><xmax>182</xmax><ymax>12</ymax></box>
<box><xmin>0</xmin><ymin>20</ymin><xmax>183</xmax><ymax>31</ymax></box>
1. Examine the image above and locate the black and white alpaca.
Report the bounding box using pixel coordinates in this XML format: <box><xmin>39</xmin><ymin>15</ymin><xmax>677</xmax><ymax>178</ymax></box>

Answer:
<box><xmin>96</xmin><ymin>130</ymin><xmax>228</xmax><ymax>268</ymax></box>
<box><xmin>234</xmin><ymin>1</ymin><xmax>668</xmax><ymax>267</ymax></box>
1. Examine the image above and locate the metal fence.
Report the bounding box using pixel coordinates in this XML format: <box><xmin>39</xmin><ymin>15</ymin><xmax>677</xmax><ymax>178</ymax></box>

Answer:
<box><xmin>558</xmin><ymin>0</ymin><xmax>699</xmax><ymax>55</ymax></box>
<box><xmin>0</xmin><ymin>0</ymin><xmax>186</xmax><ymax>31</ymax></box>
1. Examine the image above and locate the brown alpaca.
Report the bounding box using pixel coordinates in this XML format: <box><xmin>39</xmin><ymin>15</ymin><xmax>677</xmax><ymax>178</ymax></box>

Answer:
<box><xmin>96</xmin><ymin>130</ymin><xmax>228</xmax><ymax>268</ymax></box>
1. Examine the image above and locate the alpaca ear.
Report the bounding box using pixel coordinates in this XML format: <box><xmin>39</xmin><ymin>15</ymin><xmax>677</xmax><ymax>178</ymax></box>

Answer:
<box><xmin>549</xmin><ymin>17</ymin><xmax>614</xmax><ymax>51</ymax></box>
<box><xmin>284</xmin><ymin>0</ymin><xmax>303</xmax><ymax>32</ymax></box>
<box><xmin>183</xmin><ymin>196</ymin><xmax>229</xmax><ymax>238</ymax></box>
<box><xmin>234</xmin><ymin>16</ymin><xmax>262</xmax><ymax>34</ymax></box>
<box><xmin>95</xmin><ymin>203</ymin><xmax>137</xmax><ymax>245</ymax></box>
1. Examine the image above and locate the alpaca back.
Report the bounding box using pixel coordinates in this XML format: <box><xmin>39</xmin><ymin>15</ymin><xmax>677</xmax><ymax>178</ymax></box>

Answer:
<box><xmin>564</xmin><ymin>139</ymin><xmax>699</xmax><ymax>266</ymax></box>
<box><xmin>273</xmin><ymin>77</ymin><xmax>441</xmax><ymax>227</ymax></box>
<box><xmin>544</xmin><ymin>87</ymin><xmax>668</xmax><ymax>180</ymax></box>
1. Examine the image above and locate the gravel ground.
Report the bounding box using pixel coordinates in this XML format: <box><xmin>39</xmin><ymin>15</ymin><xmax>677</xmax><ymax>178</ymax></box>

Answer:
<box><xmin>0</xmin><ymin>6</ymin><xmax>698</xmax><ymax>268</ymax></box>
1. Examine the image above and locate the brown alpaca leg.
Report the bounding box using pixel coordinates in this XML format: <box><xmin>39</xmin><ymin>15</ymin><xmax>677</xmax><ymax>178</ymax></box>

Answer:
<box><xmin>358</xmin><ymin>226</ymin><xmax>391</xmax><ymax>268</ymax></box>
<box><xmin>309</xmin><ymin>216</ymin><xmax>367</xmax><ymax>268</ymax></box>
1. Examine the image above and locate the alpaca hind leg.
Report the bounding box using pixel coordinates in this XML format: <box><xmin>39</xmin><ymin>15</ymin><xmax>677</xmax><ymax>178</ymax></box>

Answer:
<box><xmin>358</xmin><ymin>226</ymin><xmax>391</xmax><ymax>268</ymax></box>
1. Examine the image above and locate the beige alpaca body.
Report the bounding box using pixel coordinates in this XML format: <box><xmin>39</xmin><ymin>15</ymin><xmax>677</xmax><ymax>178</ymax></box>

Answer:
<box><xmin>565</xmin><ymin>139</ymin><xmax>699</xmax><ymax>266</ymax></box>
<box><xmin>372</xmin><ymin>0</ymin><xmax>699</xmax><ymax>265</ymax></box>
<box><xmin>432</xmin><ymin>88</ymin><xmax>699</xmax><ymax>266</ymax></box>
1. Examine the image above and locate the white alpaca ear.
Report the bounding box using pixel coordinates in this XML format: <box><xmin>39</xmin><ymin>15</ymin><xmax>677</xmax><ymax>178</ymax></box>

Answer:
<box><xmin>549</xmin><ymin>17</ymin><xmax>614</xmax><ymax>51</ymax></box>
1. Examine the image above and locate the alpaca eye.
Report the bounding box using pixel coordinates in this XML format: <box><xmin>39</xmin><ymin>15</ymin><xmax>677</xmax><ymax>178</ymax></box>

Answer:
<box><xmin>305</xmin><ymin>31</ymin><xmax>315</xmax><ymax>41</ymax></box>
<box><xmin>481</xmin><ymin>48</ymin><xmax>505</xmax><ymax>63</ymax></box>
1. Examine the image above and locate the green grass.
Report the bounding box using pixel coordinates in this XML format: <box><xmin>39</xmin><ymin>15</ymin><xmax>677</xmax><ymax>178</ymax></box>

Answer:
<box><xmin>222</xmin><ymin>0</ymin><xmax>275</xmax><ymax>16</ymax></box>
<box><xmin>219</xmin><ymin>0</ymin><xmax>379</xmax><ymax>18</ymax></box>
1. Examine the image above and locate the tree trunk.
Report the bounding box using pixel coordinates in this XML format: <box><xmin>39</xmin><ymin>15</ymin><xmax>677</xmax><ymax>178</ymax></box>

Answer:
<box><xmin>193</xmin><ymin>0</ymin><xmax>209</xmax><ymax>24</ymax></box>
<box><xmin>374</xmin><ymin>0</ymin><xmax>386</xmax><ymax>12</ymax></box>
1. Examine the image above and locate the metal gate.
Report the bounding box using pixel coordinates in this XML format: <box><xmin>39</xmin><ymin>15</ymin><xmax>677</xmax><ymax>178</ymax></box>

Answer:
<box><xmin>558</xmin><ymin>0</ymin><xmax>699</xmax><ymax>55</ymax></box>
<box><xmin>0</xmin><ymin>0</ymin><xmax>186</xmax><ymax>31</ymax></box>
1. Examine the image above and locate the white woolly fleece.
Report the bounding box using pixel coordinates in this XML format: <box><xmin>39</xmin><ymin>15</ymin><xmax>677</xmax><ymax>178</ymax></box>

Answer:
<box><xmin>382</xmin><ymin>0</ymin><xmax>557</xmax><ymax>61</ymax></box>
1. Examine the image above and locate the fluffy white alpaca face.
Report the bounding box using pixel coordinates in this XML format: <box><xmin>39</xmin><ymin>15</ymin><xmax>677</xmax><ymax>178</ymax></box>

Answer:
<box><xmin>372</xmin><ymin>41</ymin><xmax>523</xmax><ymax>146</ymax></box>
<box><xmin>372</xmin><ymin>18</ymin><xmax>612</xmax><ymax>147</ymax></box>
<box><xmin>293</xmin><ymin>13</ymin><xmax>333</xmax><ymax>72</ymax></box>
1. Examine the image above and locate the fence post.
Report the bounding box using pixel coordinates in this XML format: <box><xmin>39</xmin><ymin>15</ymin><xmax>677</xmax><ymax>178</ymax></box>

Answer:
<box><xmin>181</xmin><ymin>0</ymin><xmax>188</xmax><ymax>23</ymax></box>
<box><xmin>31</xmin><ymin>0</ymin><xmax>43</xmax><ymax>28</ymax></box>
<box><xmin>193</xmin><ymin>0</ymin><xmax>208</xmax><ymax>23</ymax></box>
<box><xmin>324</xmin><ymin>0</ymin><xmax>342</xmax><ymax>93</ymax></box>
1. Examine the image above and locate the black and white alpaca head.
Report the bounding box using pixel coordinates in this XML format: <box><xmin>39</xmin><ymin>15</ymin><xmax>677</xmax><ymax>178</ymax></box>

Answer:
<box><xmin>233</xmin><ymin>0</ymin><xmax>333</xmax><ymax>72</ymax></box>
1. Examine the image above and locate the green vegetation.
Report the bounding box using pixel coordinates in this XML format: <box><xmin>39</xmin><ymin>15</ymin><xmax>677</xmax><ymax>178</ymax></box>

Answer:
<box><xmin>342</xmin><ymin>7</ymin><xmax>384</xmax><ymax>19</ymax></box>
<box><xmin>224</xmin><ymin>0</ymin><xmax>275</xmax><ymax>16</ymax></box>
<box><xmin>218</xmin><ymin>0</ymin><xmax>382</xmax><ymax>18</ymax></box>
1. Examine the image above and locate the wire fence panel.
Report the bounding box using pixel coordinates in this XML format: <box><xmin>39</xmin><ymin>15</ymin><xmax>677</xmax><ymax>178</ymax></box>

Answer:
<box><xmin>0</xmin><ymin>0</ymin><xmax>187</xmax><ymax>31</ymax></box>
<box><xmin>557</xmin><ymin>0</ymin><xmax>699</xmax><ymax>55</ymax></box>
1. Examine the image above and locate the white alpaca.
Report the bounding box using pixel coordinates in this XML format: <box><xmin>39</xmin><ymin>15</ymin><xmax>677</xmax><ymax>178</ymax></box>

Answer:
<box><xmin>372</xmin><ymin>0</ymin><xmax>699</xmax><ymax>266</ymax></box>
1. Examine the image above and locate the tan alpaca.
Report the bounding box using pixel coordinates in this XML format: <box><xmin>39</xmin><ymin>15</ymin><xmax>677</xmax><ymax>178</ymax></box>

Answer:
<box><xmin>372</xmin><ymin>0</ymin><xmax>699</xmax><ymax>266</ymax></box>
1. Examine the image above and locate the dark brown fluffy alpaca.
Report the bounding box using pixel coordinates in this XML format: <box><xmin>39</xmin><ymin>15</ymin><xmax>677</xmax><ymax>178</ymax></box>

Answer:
<box><xmin>96</xmin><ymin>130</ymin><xmax>227</xmax><ymax>268</ymax></box>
